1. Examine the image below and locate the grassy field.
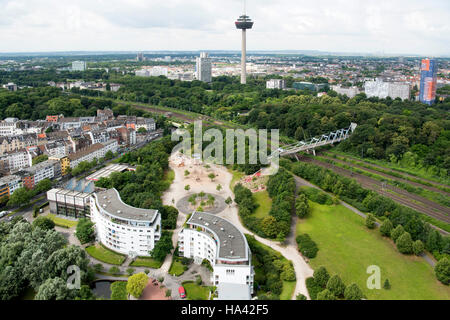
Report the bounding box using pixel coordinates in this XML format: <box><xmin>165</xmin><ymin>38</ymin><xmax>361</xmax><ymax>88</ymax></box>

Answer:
<box><xmin>280</xmin><ymin>281</ymin><xmax>296</xmax><ymax>300</ymax></box>
<box><xmin>168</xmin><ymin>259</ymin><xmax>186</xmax><ymax>276</ymax></box>
<box><xmin>163</xmin><ymin>169</ymin><xmax>175</xmax><ymax>188</ymax></box>
<box><xmin>86</xmin><ymin>244</ymin><xmax>127</xmax><ymax>265</ymax></box>
<box><xmin>182</xmin><ymin>281</ymin><xmax>211</xmax><ymax>300</ymax></box>
<box><xmin>46</xmin><ymin>214</ymin><xmax>78</xmax><ymax>228</ymax></box>
<box><xmin>252</xmin><ymin>191</ymin><xmax>272</xmax><ymax>219</ymax></box>
<box><xmin>130</xmin><ymin>257</ymin><xmax>162</xmax><ymax>269</ymax></box>
<box><xmin>297</xmin><ymin>202</ymin><xmax>450</xmax><ymax>300</ymax></box>
<box><xmin>229</xmin><ymin>169</ymin><xmax>245</xmax><ymax>189</ymax></box>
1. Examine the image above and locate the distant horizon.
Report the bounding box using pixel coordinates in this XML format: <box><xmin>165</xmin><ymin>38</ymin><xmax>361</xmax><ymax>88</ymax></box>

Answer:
<box><xmin>0</xmin><ymin>49</ymin><xmax>448</xmax><ymax>59</ymax></box>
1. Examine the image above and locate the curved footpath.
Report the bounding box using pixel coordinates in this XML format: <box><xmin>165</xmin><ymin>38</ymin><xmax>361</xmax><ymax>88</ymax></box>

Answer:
<box><xmin>161</xmin><ymin>152</ymin><xmax>314</xmax><ymax>300</ymax></box>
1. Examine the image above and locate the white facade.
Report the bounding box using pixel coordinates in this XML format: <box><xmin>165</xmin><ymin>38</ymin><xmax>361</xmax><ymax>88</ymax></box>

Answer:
<box><xmin>25</xmin><ymin>160</ymin><xmax>58</xmax><ymax>185</ymax></box>
<box><xmin>266</xmin><ymin>79</ymin><xmax>286</xmax><ymax>89</ymax></box>
<box><xmin>196</xmin><ymin>52</ymin><xmax>212</xmax><ymax>83</ymax></box>
<box><xmin>90</xmin><ymin>189</ymin><xmax>161</xmax><ymax>257</ymax></box>
<box><xmin>178</xmin><ymin>212</ymin><xmax>254</xmax><ymax>299</ymax></box>
<box><xmin>364</xmin><ymin>78</ymin><xmax>410</xmax><ymax>100</ymax></box>
<box><xmin>72</xmin><ymin>61</ymin><xmax>87</xmax><ymax>71</ymax></box>
<box><xmin>0</xmin><ymin>151</ymin><xmax>32</xmax><ymax>171</ymax></box>
<box><xmin>331</xmin><ymin>85</ymin><xmax>360</xmax><ymax>98</ymax></box>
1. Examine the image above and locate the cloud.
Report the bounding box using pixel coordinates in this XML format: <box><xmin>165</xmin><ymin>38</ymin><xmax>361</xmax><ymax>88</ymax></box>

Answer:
<box><xmin>0</xmin><ymin>0</ymin><xmax>448</xmax><ymax>55</ymax></box>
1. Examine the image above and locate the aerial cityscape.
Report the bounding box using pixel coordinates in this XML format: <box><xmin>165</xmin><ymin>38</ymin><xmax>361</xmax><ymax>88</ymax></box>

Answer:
<box><xmin>0</xmin><ymin>0</ymin><xmax>449</xmax><ymax>310</ymax></box>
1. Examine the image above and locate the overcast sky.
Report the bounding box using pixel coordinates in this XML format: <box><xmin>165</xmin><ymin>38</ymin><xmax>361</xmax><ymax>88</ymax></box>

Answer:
<box><xmin>0</xmin><ymin>0</ymin><xmax>449</xmax><ymax>56</ymax></box>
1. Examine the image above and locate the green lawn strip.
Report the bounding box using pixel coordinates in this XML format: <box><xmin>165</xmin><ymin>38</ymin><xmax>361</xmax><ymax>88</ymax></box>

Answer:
<box><xmin>168</xmin><ymin>259</ymin><xmax>185</xmax><ymax>276</ymax></box>
<box><xmin>46</xmin><ymin>213</ymin><xmax>78</xmax><ymax>228</ymax></box>
<box><xmin>130</xmin><ymin>257</ymin><xmax>163</xmax><ymax>269</ymax></box>
<box><xmin>280</xmin><ymin>281</ymin><xmax>296</xmax><ymax>300</ymax></box>
<box><xmin>181</xmin><ymin>281</ymin><xmax>212</xmax><ymax>300</ymax></box>
<box><xmin>229</xmin><ymin>169</ymin><xmax>245</xmax><ymax>189</ymax></box>
<box><xmin>327</xmin><ymin>149</ymin><xmax>450</xmax><ymax>187</ymax></box>
<box><xmin>315</xmin><ymin>155</ymin><xmax>450</xmax><ymax>208</ymax></box>
<box><xmin>297</xmin><ymin>202</ymin><xmax>450</xmax><ymax>300</ymax></box>
<box><xmin>252</xmin><ymin>190</ymin><xmax>272</xmax><ymax>219</ymax></box>
<box><xmin>325</xmin><ymin>151</ymin><xmax>450</xmax><ymax>194</ymax></box>
<box><xmin>86</xmin><ymin>244</ymin><xmax>127</xmax><ymax>265</ymax></box>
<box><xmin>8</xmin><ymin>196</ymin><xmax>46</xmax><ymax>216</ymax></box>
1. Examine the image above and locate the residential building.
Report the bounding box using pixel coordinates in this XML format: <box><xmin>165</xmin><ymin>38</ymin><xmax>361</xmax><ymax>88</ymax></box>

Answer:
<box><xmin>2</xmin><ymin>82</ymin><xmax>17</xmax><ymax>91</ymax></box>
<box><xmin>331</xmin><ymin>85</ymin><xmax>360</xmax><ymax>98</ymax></box>
<box><xmin>72</xmin><ymin>61</ymin><xmax>87</xmax><ymax>71</ymax></box>
<box><xmin>90</xmin><ymin>188</ymin><xmax>162</xmax><ymax>257</ymax></box>
<box><xmin>20</xmin><ymin>159</ymin><xmax>61</xmax><ymax>189</ymax></box>
<box><xmin>0</xmin><ymin>134</ymin><xmax>37</xmax><ymax>155</ymax></box>
<box><xmin>178</xmin><ymin>211</ymin><xmax>254</xmax><ymax>300</ymax></box>
<box><xmin>0</xmin><ymin>175</ymin><xmax>22</xmax><ymax>197</ymax></box>
<box><xmin>266</xmin><ymin>79</ymin><xmax>286</xmax><ymax>89</ymax></box>
<box><xmin>364</xmin><ymin>78</ymin><xmax>410</xmax><ymax>100</ymax></box>
<box><xmin>419</xmin><ymin>58</ymin><xmax>438</xmax><ymax>105</ymax></box>
<box><xmin>196</xmin><ymin>52</ymin><xmax>212</xmax><ymax>83</ymax></box>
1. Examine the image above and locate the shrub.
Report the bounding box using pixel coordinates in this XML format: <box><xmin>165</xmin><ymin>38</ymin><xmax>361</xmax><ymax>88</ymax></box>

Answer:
<box><xmin>383</xmin><ymin>279</ymin><xmax>391</xmax><ymax>290</ymax></box>
<box><xmin>380</xmin><ymin>219</ymin><xmax>393</xmax><ymax>237</ymax></box>
<box><xmin>344</xmin><ymin>283</ymin><xmax>364</xmax><ymax>300</ymax></box>
<box><xmin>305</xmin><ymin>277</ymin><xmax>322</xmax><ymax>300</ymax></box>
<box><xmin>109</xmin><ymin>266</ymin><xmax>120</xmax><ymax>275</ymax></box>
<box><xmin>76</xmin><ymin>218</ymin><xmax>95</xmax><ymax>244</ymax></box>
<box><xmin>126</xmin><ymin>268</ymin><xmax>135</xmax><ymax>276</ymax></box>
<box><xmin>313</xmin><ymin>266</ymin><xmax>330</xmax><ymax>288</ymax></box>
<box><xmin>413</xmin><ymin>240</ymin><xmax>425</xmax><ymax>256</ymax></box>
<box><xmin>110</xmin><ymin>281</ymin><xmax>127</xmax><ymax>300</ymax></box>
<box><xmin>390</xmin><ymin>225</ymin><xmax>405</xmax><ymax>242</ymax></box>
<box><xmin>326</xmin><ymin>275</ymin><xmax>346</xmax><ymax>297</ymax></box>
<box><xmin>165</xmin><ymin>289</ymin><xmax>172</xmax><ymax>297</ymax></box>
<box><xmin>396</xmin><ymin>232</ymin><xmax>413</xmax><ymax>254</ymax></box>
<box><xmin>295</xmin><ymin>194</ymin><xmax>309</xmax><ymax>218</ymax></box>
<box><xmin>93</xmin><ymin>264</ymin><xmax>103</xmax><ymax>273</ymax></box>
<box><xmin>195</xmin><ymin>275</ymin><xmax>202</xmax><ymax>286</ymax></box>
<box><xmin>296</xmin><ymin>293</ymin><xmax>307</xmax><ymax>300</ymax></box>
<box><xmin>317</xmin><ymin>289</ymin><xmax>336</xmax><ymax>300</ymax></box>
<box><xmin>365</xmin><ymin>214</ymin><xmax>376</xmax><ymax>229</ymax></box>
<box><xmin>296</xmin><ymin>234</ymin><xmax>319</xmax><ymax>258</ymax></box>
<box><xmin>434</xmin><ymin>257</ymin><xmax>449</xmax><ymax>285</ymax></box>
<box><xmin>32</xmin><ymin>216</ymin><xmax>55</xmax><ymax>231</ymax></box>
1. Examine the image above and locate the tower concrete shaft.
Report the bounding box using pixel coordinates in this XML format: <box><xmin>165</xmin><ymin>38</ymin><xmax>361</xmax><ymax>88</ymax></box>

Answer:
<box><xmin>241</xmin><ymin>29</ymin><xmax>247</xmax><ymax>85</ymax></box>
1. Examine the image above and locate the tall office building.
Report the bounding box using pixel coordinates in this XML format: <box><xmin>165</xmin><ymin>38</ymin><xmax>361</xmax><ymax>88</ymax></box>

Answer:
<box><xmin>136</xmin><ymin>52</ymin><xmax>144</xmax><ymax>62</ymax></box>
<box><xmin>419</xmin><ymin>58</ymin><xmax>438</xmax><ymax>105</ymax></box>
<box><xmin>235</xmin><ymin>7</ymin><xmax>254</xmax><ymax>85</ymax></box>
<box><xmin>195</xmin><ymin>52</ymin><xmax>212</xmax><ymax>83</ymax></box>
<box><xmin>72</xmin><ymin>61</ymin><xmax>86</xmax><ymax>72</ymax></box>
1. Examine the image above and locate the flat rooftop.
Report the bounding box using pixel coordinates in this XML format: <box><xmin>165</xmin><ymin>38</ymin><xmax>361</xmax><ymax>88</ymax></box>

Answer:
<box><xmin>86</xmin><ymin>163</ymin><xmax>135</xmax><ymax>181</ymax></box>
<box><xmin>95</xmin><ymin>188</ymin><xmax>158</xmax><ymax>222</ymax></box>
<box><xmin>187</xmin><ymin>211</ymin><xmax>248</xmax><ymax>261</ymax></box>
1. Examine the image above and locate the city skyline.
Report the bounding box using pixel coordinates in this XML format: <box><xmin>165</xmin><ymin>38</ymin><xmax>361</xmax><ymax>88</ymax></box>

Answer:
<box><xmin>0</xmin><ymin>0</ymin><xmax>449</xmax><ymax>56</ymax></box>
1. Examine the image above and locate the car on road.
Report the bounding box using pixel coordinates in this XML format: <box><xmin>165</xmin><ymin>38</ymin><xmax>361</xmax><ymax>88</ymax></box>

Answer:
<box><xmin>178</xmin><ymin>286</ymin><xmax>186</xmax><ymax>299</ymax></box>
<box><xmin>0</xmin><ymin>211</ymin><xmax>9</xmax><ymax>218</ymax></box>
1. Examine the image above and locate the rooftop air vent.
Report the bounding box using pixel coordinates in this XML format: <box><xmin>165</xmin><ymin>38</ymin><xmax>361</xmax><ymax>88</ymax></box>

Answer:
<box><xmin>220</xmin><ymin>228</ymin><xmax>224</xmax><ymax>231</ymax></box>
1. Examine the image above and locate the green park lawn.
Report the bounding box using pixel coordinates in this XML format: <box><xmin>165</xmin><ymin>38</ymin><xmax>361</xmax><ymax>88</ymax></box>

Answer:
<box><xmin>130</xmin><ymin>257</ymin><xmax>163</xmax><ymax>269</ymax></box>
<box><xmin>229</xmin><ymin>169</ymin><xmax>245</xmax><ymax>189</ymax></box>
<box><xmin>182</xmin><ymin>281</ymin><xmax>211</xmax><ymax>300</ymax></box>
<box><xmin>46</xmin><ymin>214</ymin><xmax>78</xmax><ymax>228</ymax></box>
<box><xmin>252</xmin><ymin>191</ymin><xmax>272</xmax><ymax>219</ymax></box>
<box><xmin>168</xmin><ymin>259</ymin><xmax>185</xmax><ymax>276</ymax></box>
<box><xmin>85</xmin><ymin>244</ymin><xmax>126</xmax><ymax>265</ymax></box>
<box><xmin>280</xmin><ymin>281</ymin><xmax>296</xmax><ymax>300</ymax></box>
<box><xmin>297</xmin><ymin>202</ymin><xmax>450</xmax><ymax>300</ymax></box>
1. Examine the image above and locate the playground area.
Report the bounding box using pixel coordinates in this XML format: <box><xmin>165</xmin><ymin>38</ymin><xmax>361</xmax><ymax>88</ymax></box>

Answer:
<box><xmin>237</xmin><ymin>171</ymin><xmax>268</xmax><ymax>193</ymax></box>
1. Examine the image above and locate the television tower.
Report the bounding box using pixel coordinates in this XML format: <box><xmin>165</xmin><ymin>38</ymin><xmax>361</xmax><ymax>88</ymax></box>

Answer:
<box><xmin>235</xmin><ymin>1</ymin><xmax>253</xmax><ymax>84</ymax></box>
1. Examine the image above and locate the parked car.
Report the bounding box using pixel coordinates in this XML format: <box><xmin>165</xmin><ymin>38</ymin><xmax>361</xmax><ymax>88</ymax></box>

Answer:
<box><xmin>0</xmin><ymin>211</ymin><xmax>7</xmax><ymax>218</ymax></box>
<box><xmin>178</xmin><ymin>286</ymin><xmax>186</xmax><ymax>299</ymax></box>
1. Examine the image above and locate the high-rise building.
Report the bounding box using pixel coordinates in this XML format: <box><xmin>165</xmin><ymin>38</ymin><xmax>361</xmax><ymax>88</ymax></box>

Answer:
<box><xmin>195</xmin><ymin>52</ymin><xmax>212</xmax><ymax>83</ymax></box>
<box><xmin>136</xmin><ymin>52</ymin><xmax>144</xmax><ymax>62</ymax></box>
<box><xmin>235</xmin><ymin>9</ymin><xmax>253</xmax><ymax>85</ymax></box>
<box><xmin>266</xmin><ymin>79</ymin><xmax>286</xmax><ymax>89</ymax></box>
<box><xmin>72</xmin><ymin>61</ymin><xmax>86</xmax><ymax>72</ymax></box>
<box><xmin>419</xmin><ymin>58</ymin><xmax>438</xmax><ymax>105</ymax></box>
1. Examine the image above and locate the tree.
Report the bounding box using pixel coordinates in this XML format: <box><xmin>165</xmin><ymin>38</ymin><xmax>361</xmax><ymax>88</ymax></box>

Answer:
<box><xmin>296</xmin><ymin>234</ymin><xmax>318</xmax><ymax>258</ymax></box>
<box><xmin>150</xmin><ymin>231</ymin><xmax>173</xmax><ymax>261</ymax></box>
<box><xmin>434</xmin><ymin>257</ymin><xmax>449</xmax><ymax>285</ymax></box>
<box><xmin>126</xmin><ymin>268</ymin><xmax>135</xmax><ymax>276</ymax></box>
<box><xmin>165</xmin><ymin>289</ymin><xmax>172</xmax><ymax>297</ymax></box>
<box><xmin>137</xmin><ymin>127</ymin><xmax>147</xmax><ymax>134</ymax></box>
<box><xmin>396</xmin><ymin>232</ymin><xmax>413</xmax><ymax>254</ymax></box>
<box><xmin>110</xmin><ymin>281</ymin><xmax>127</xmax><ymax>300</ymax></box>
<box><xmin>184</xmin><ymin>170</ymin><xmax>190</xmax><ymax>176</ymax></box>
<box><xmin>35</xmin><ymin>277</ymin><xmax>71</xmax><ymax>300</ymax></box>
<box><xmin>126</xmin><ymin>272</ymin><xmax>149</xmax><ymax>298</ymax></box>
<box><xmin>260</xmin><ymin>216</ymin><xmax>278</xmax><ymax>238</ymax></box>
<box><xmin>225</xmin><ymin>197</ymin><xmax>232</xmax><ymax>206</ymax></box>
<box><xmin>365</xmin><ymin>214</ymin><xmax>376</xmax><ymax>229</ymax></box>
<box><xmin>216</xmin><ymin>184</ymin><xmax>222</xmax><ymax>192</ymax></box>
<box><xmin>390</xmin><ymin>224</ymin><xmax>405</xmax><ymax>242</ymax></box>
<box><xmin>316</xmin><ymin>289</ymin><xmax>336</xmax><ymax>300</ymax></box>
<box><xmin>383</xmin><ymin>279</ymin><xmax>391</xmax><ymax>290</ymax></box>
<box><xmin>326</xmin><ymin>275</ymin><xmax>346</xmax><ymax>297</ymax></box>
<box><xmin>208</xmin><ymin>173</ymin><xmax>216</xmax><ymax>181</ymax></box>
<box><xmin>7</xmin><ymin>187</ymin><xmax>30</xmax><ymax>207</ymax></box>
<box><xmin>32</xmin><ymin>216</ymin><xmax>55</xmax><ymax>231</ymax></box>
<box><xmin>413</xmin><ymin>240</ymin><xmax>425</xmax><ymax>256</ymax></box>
<box><xmin>314</xmin><ymin>266</ymin><xmax>330</xmax><ymax>288</ymax></box>
<box><xmin>344</xmin><ymin>283</ymin><xmax>364</xmax><ymax>300</ymax></box>
<box><xmin>75</xmin><ymin>218</ymin><xmax>95</xmax><ymax>244</ymax></box>
<box><xmin>380</xmin><ymin>219</ymin><xmax>393</xmax><ymax>237</ymax></box>
<box><xmin>295</xmin><ymin>194</ymin><xmax>309</xmax><ymax>218</ymax></box>
<box><xmin>109</xmin><ymin>266</ymin><xmax>120</xmax><ymax>275</ymax></box>
<box><xmin>184</xmin><ymin>185</ymin><xmax>190</xmax><ymax>191</ymax></box>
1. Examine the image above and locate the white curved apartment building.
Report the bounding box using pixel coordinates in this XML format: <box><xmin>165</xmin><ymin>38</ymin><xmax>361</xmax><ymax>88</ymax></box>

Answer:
<box><xmin>178</xmin><ymin>211</ymin><xmax>254</xmax><ymax>300</ymax></box>
<box><xmin>90</xmin><ymin>188</ymin><xmax>161</xmax><ymax>257</ymax></box>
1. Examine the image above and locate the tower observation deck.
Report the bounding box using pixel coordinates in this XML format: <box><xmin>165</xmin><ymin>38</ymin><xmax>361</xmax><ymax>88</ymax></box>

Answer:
<box><xmin>235</xmin><ymin>14</ymin><xmax>253</xmax><ymax>85</ymax></box>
